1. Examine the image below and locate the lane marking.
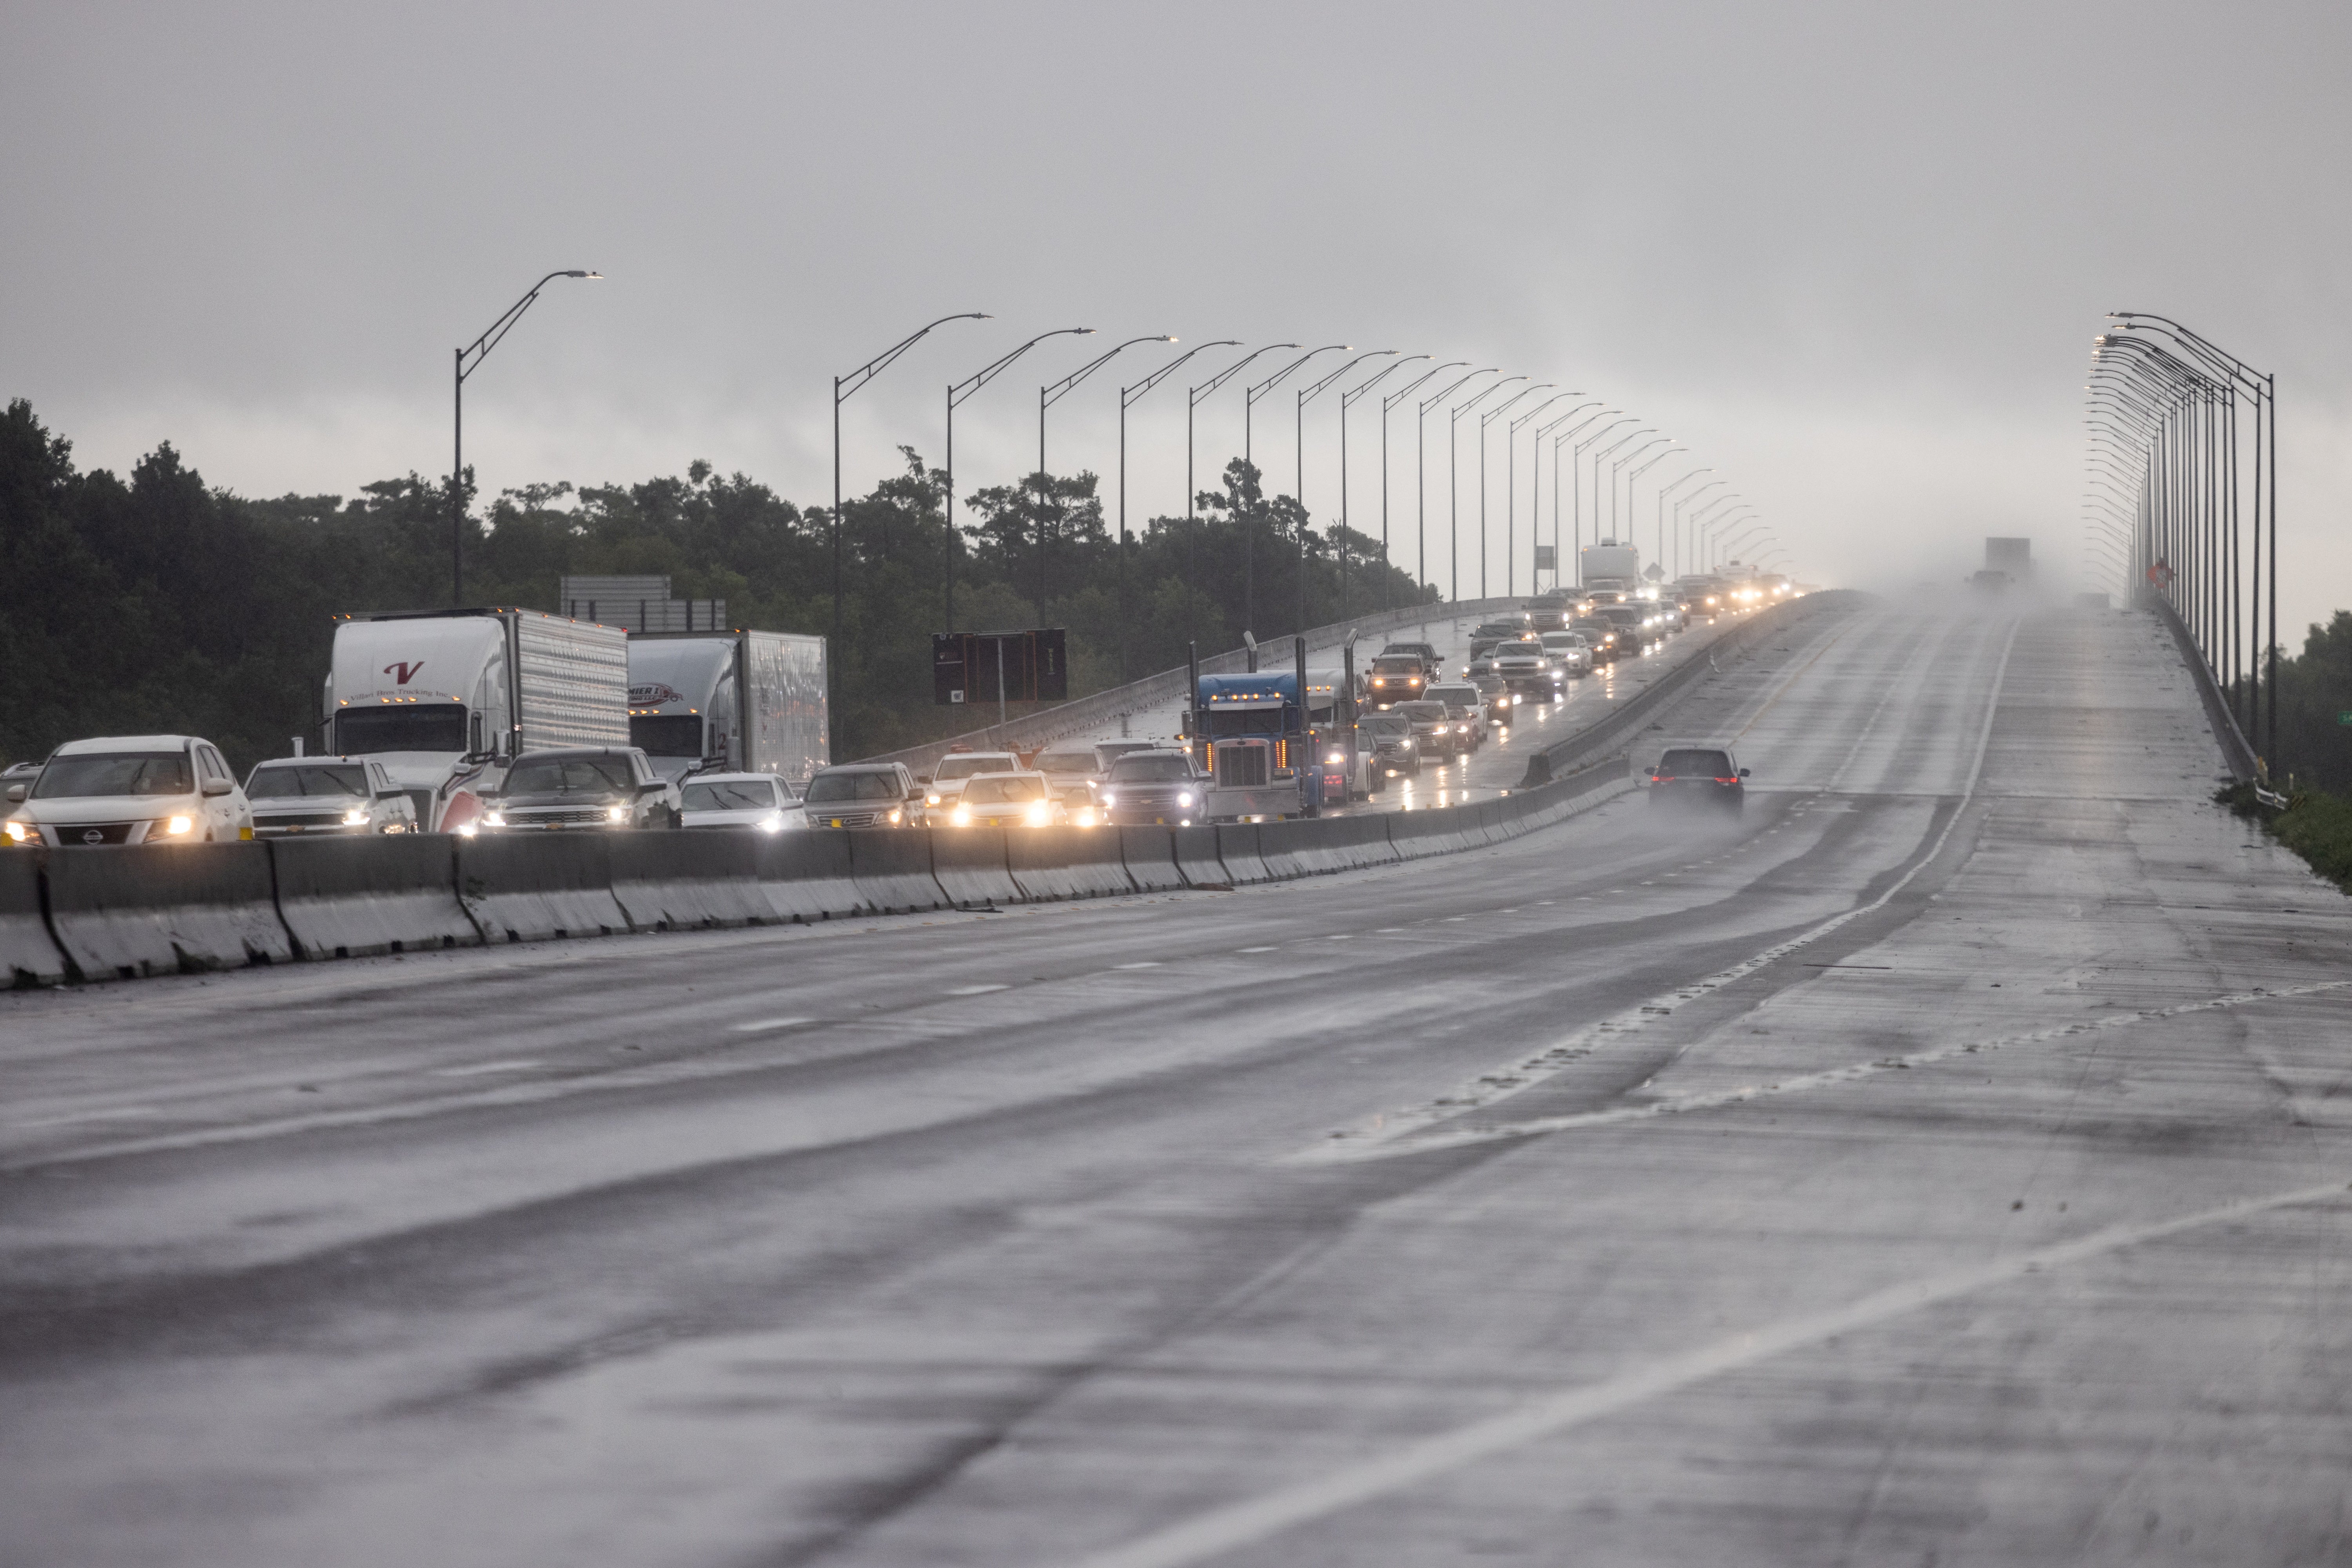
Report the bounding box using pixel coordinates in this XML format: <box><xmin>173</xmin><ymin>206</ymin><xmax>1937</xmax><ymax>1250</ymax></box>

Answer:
<box><xmin>12</xmin><ymin>1106</ymin><xmax>165</xmax><ymax>1130</ymax></box>
<box><xmin>1059</xmin><ymin>1175</ymin><xmax>2352</xmax><ymax>1568</ymax></box>
<box><xmin>1114</xmin><ymin>962</ymin><xmax>1165</xmax><ymax>970</ymax></box>
<box><xmin>1236</xmin><ymin>947</ymin><xmax>1280</xmax><ymax>955</ymax></box>
<box><xmin>730</xmin><ymin>1017</ymin><xmax>818</xmax><ymax>1034</ymax></box>
<box><xmin>944</xmin><ymin>984</ymin><xmax>1011</xmax><ymax>996</ymax></box>
<box><xmin>430</xmin><ymin>1060</ymin><xmax>544</xmax><ymax>1078</ymax></box>
<box><xmin>1294</xmin><ymin>619</ymin><xmax>2022</xmax><ymax>1165</ymax></box>
<box><xmin>1326</xmin><ymin>978</ymin><xmax>2352</xmax><ymax>1162</ymax></box>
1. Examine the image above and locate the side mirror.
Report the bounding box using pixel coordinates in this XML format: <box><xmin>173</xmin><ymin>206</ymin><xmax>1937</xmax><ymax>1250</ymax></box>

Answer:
<box><xmin>637</xmin><ymin>780</ymin><xmax>666</xmax><ymax>796</ymax></box>
<box><xmin>1738</xmin><ymin>768</ymin><xmax>1751</xmax><ymax>778</ymax></box>
<box><xmin>913</xmin><ymin>773</ymin><xmax>931</xmax><ymax>785</ymax></box>
<box><xmin>4</xmin><ymin>785</ymin><xmax>23</xmax><ymax>804</ymax></box>
<box><xmin>201</xmin><ymin>777</ymin><xmax>234</xmax><ymax>798</ymax></box>
<box><xmin>376</xmin><ymin>788</ymin><xmax>405</xmax><ymax>802</ymax></box>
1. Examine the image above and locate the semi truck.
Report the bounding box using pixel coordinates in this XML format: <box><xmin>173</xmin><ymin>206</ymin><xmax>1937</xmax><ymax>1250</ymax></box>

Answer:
<box><xmin>1181</xmin><ymin>653</ymin><xmax>1361</xmax><ymax>819</ymax></box>
<box><xmin>324</xmin><ymin>608</ymin><xmax>630</xmax><ymax>830</ymax></box>
<box><xmin>1579</xmin><ymin>539</ymin><xmax>1641</xmax><ymax>592</ymax></box>
<box><xmin>626</xmin><ymin>630</ymin><xmax>828</xmax><ymax>785</ymax></box>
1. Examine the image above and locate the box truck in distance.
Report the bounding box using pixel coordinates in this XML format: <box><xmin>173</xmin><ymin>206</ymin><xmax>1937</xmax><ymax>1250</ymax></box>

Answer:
<box><xmin>325</xmin><ymin>608</ymin><xmax>630</xmax><ymax>830</ymax></box>
<box><xmin>1579</xmin><ymin>540</ymin><xmax>1641</xmax><ymax>593</ymax></box>
<box><xmin>626</xmin><ymin>630</ymin><xmax>828</xmax><ymax>785</ymax></box>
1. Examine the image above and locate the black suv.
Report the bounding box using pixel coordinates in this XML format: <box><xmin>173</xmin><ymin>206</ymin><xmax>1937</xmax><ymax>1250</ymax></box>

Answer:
<box><xmin>1098</xmin><ymin>749</ymin><xmax>1207</xmax><ymax>826</ymax></box>
<box><xmin>803</xmin><ymin>762</ymin><xmax>924</xmax><ymax>828</ymax></box>
<box><xmin>1361</xmin><ymin>711</ymin><xmax>1421</xmax><ymax>787</ymax></box>
<box><xmin>1648</xmin><ymin>745</ymin><xmax>1748</xmax><ymax>815</ymax></box>
<box><xmin>484</xmin><ymin>747</ymin><xmax>683</xmax><ymax>832</ymax></box>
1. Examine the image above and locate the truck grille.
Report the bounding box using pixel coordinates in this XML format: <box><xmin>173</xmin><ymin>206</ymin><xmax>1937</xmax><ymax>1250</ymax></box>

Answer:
<box><xmin>256</xmin><ymin>811</ymin><xmax>351</xmax><ymax>829</ymax></box>
<box><xmin>813</xmin><ymin>809</ymin><xmax>884</xmax><ymax>828</ymax></box>
<box><xmin>513</xmin><ymin>807</ymin><xmax>613</xmax><ymax>826</ymax></box>
<box><xmin>56</xmin><ymin>823</ymin><xmax>138</xmax><ymax>846</ymax></box>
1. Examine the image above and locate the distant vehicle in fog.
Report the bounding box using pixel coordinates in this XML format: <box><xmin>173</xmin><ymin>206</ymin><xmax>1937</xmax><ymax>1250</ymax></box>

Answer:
<box><xmin>1648</xmin><ymin>744</ymin><xmax>1748</xmax><ymax>816</ymax></box>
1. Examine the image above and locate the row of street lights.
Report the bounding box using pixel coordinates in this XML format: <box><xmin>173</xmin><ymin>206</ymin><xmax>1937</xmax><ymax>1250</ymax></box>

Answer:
<box><xmin>2084</xmin><ymin>312</ymin><xmax>2278</xmax><ymax>774</ymax></box>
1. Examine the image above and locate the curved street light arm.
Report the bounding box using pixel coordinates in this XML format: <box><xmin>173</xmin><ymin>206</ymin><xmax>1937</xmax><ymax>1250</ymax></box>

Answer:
<box><xmin>1045</xmin><ymin>334</ymin><xmax>1173</xmax><ymax>408</ymax></box>
<box><xmin>1451</xmin><ymin>374</ymin><xmax>1528</xmax><ymax>424</ymax></box>
<box><xmin>840</xmin><ymin>310</ymin><xmax>991</xmax><ymax>403</ymax></box>
<box><xmin>952</xmin><ymin>326</ymin><xmax>1093</xmax><ymax>408</ymax></box>
<box><xmin>1303</xmin><ymin>349</ymin><xmax>1400</xmax><ymax>406</ymax></box>
<box><xmin>1535</xmin><ymin>400</ymin><xmax>1608</xmax><ymax>441</ymax></box>
<box><xmin>1249</xmin><ymin>344</ymin><xmax>1350</xmax><ymax>407</ymax></box>
<box><xmin>462</xmin><ymin>269</ymin><xmax>603</xmax><ymax>382</ymax></box>
<box><xmin>1345</xmin><ymin>352</ymin><xmax>1427</xmax><ymax>410</ymax></box>
<box><xmin>1125</xmin><ymin>340</ymin><xmax>1241</xmax><ymax>408</ymax></box>
<box><xmin>1419</xmin><ymin>367</ymin><xmax>1500</xmax><ymax>417</ymax></box>
<box><xmin>1510</xmin><ymin>391</ymin><xmax>1581</xmax><ymax>435</ymax></box>
<box><xmin>1193</xmin><ymin>343</ymin><xmax>1297</xmax><ymax>406</ymax></box>
<box><xmin>1383</xmin><ymin>358</ymin><xmax>1463</xmax><ymax>414</ymax></box>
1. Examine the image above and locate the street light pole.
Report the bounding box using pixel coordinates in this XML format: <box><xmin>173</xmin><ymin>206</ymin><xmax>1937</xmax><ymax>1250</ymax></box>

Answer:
<box><xmin>1568</xmin><ymin>415</ymin><xmax>1636</xmax><ymax>581</ymax></box>
<box><xmin>1396</xmin><ymin>363</ymin><xmax>1477</xmax><ymax>606</ymax></box>
<box><xmin>1507</xmin><ymin>392</ymin><xmax>1577</xmax><ymax>594</ymax></box>
<box><xmin>1608</xmin><ymin>435</ymin><xmax>1672</xmax><ymax>543</ymax></box>
<box><xmin>1655</xmin><ymin>467</ymin><xmax>1712</xmax><ymax>578</ymax></box>
<box><xmin>453</xmin><ymin>269</ymin><xmax>601</xmax><ymax>606</ymax></box>
<box><xmin>1363</xmin><ymin>356</ymin><xmax>1439</xmax><ymax>613</ymax></box>
<box><xmin>1621</xmin><ymin>445</ymin><xmax>1686</xmax><ymax>584</ymax></box>
<box><xmin>1118</xmin><ymin>340</ymin><xmax>1240</xmax><ymax>681</ymax></box>
<box><xmin>1337</xmin><ymin>354</ymin><xmax>1421</xmax><ymax>621</ymax></box>
<box><xmin>1297</xmin><ymin>350</ymin><xmax>1399</xmax><ymax>631</ymax></box>
<box><xmin>1242</xmin><ymin>345</ymin><xmax>1347</xmax><ymax>633</ymax></box>
<box><xmin>1036</xmin><ymin>332</ymin><xmax>1160</xmax><ymax>619</ymax></box>
<box><xmin>1450</xmin><ymin>375</ymin><xmax>1526</xmax><ymax>602</ymax></box>
<box><xmin>1531</xmin><ymin>402</ymin><xmax>1604</xmax><ymax>593</ymax></box>
<box><xmin>1188</xmin><ymin>344</ymin><xmax>1293</xmax><ymax>644</ymax></box>
<box><xmin>1671</xmin><ymin>479</ymin><xmax>1728</xmax><ymax>577</ymax></box>
<box><xmin>1474</xmin><ymin>382</ymin><xmax>1548</xmax><ymax>599</ymax></box>
<box><xmin>942</xmin><ymin>324</ymin><xmax>1083</xmax><ymax>635</ymax></box>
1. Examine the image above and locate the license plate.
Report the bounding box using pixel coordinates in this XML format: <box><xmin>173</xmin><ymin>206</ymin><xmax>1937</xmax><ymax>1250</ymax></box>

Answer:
<box><xmin>828</xmin><ymin>818</ymin><xmax>844</xmax><ymax>828</ymax></box>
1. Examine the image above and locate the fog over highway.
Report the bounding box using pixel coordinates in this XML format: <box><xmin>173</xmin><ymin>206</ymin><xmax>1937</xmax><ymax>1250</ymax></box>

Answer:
<box><xmin>5</xmin><ymin>598</ymin><xmax>2349</xmax><ymax>1566</ymax></box>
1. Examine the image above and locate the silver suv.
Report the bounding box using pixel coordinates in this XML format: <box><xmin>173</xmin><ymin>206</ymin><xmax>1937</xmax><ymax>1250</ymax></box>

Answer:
<box><xmin>480</xmin><ymin>747</ymin><xmax>683</xmax><ymax>833</ymax></box>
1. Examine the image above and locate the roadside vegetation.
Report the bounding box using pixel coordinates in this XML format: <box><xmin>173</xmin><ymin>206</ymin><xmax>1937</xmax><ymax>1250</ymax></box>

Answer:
<box><xmin>2219</xmin><ymin>782</ymin><xmax>2352</xmax><ymax>894</ymax></box>
<box><xmin>0</xmin><ymin>400</ymin><xmax>1433</xmax><ymax>773</ymax></box>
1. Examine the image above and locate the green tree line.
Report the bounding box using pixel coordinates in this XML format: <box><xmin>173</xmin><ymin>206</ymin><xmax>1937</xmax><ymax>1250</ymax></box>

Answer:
<box><xmin>2230</xmin><ymin>610</ymin><xmax>2352</xmax><ymax>795</ymax></box>
<box><xmin>0</xmin><ymin>399</ymin><xmax>1434</xmax><ymax>774</ymax></box>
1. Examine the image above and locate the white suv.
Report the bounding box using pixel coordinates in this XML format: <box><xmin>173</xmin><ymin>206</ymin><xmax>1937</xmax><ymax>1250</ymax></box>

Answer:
<box><xmin>3</xmin><ymin>735</ymin><xmax>254</xmax><ymax>847</ymax></box>
<box><xmin>245</xmin><ymin>756</ymin><xmax>419</xmax><ymax>837</ymax></box>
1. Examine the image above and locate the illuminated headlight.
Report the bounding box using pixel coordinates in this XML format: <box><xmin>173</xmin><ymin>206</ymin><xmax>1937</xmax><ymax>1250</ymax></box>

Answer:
<box><xmin>1074</xmin><ymin>808</ymin><xmax>1097</xmax><ymax>827</ymax></box>
<box><xmin>759</xmin><ymin>811</ymin><xmax>784</xmax><ymax>833</ymax></box>
<box><xmin>455</xmin><ymin>823</ymin><xmax>478</xmax><ymax>838</ymax></box>
<box><xmin>606</xmin><ymin>804</ymin><xmax>628</xmax><ymax>822</ymax></box>
<box><xmin>3</xmin><ymin>820</ymin><xmax>33</xmax><ymax>844</ymax></box>
<box><xmin>163</xmin><ymin>815</ymin><xmax>195</xmax><ymax>836</ymax></box>
<box><xmin>926</xmin><ymin>791</ymin><xmax>943</xmax><ymax>806</ymax></box>
<box><xmin>1457</xmin><ymin>724</ymin><xmax>1469</xmax><ymax>733</ymax></box>
<box><xmin>1511</xmin><ymin>694</ymin><xmax>1523</xmax><ymax>705</ymax></box>
<box><xmin>483</xmin><ymin>810</ymin><xmax>506</xmax><ymax>827</ymax></box>
<box><xmin>343</xmin><ymin>807</ymin><xmax>368</xmax><ymax>826</ymax></box>
<box><xmin>1325</xmin><ymin>751</ymin><xmax>1344</xmax><ymax>764</ymax></box>
<box><xmin>951</xmin><ymin>806</ymin><xmax>972</xmax><ymax>826</ymax></box>
<box><xmin>1100</xmin><ymin>792</ymin><xmax>1116</xmax><ymax>808</ymax></box>
<box><xmin>887</xmin><ymin>808</ymin><xmax>903</xmax><ymax>824</ymax></box>
<box><xmin>1025</xmin><ymin>804</ymin><xmax>1053</xmax><ymax>827</ymax></box>
<box><xmin>1177</xmin><ymin>791</ymin><xmax>1195</xmax><ymax>807</ymax></box>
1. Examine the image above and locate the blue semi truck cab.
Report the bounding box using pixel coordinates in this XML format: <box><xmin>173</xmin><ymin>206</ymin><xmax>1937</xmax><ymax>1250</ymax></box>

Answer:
<box><xmin>1184</xmin><ymin>667</ymin><xmax>1364</xmax><ymax>819</ymax></box>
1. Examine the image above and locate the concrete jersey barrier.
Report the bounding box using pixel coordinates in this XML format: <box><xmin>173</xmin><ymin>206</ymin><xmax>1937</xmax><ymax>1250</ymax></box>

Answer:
<box><xmin>272</xmin><ymin>834</ymin><xmax>483</xmax><ymax>958</ymax></box>
<box><xmin>44</xmin><ymin>841</ymin><xmax>294</xmax><ymax>979</ymax></box>
<box><xmin>755</xmin><ymin>831</ymin><xmax>867</xmax><ymax>922</ymax></box>
<box><xmin>1008</xmin><ymin>827</ymin><xmax>1135</xmax><ymax>900</ymax></box>
<box><xmin>457</xmin><ymin>833</ymin><xmax>633</xmax><ymax>943</ymax></box>
<box><xmin>930</xmin><ymin>829</ymin><xmax>1023</xmax><ymax>909</ymax></box>
<box><xmin>0</xmin><ymin>851</ymin><xmax>68</xmax><ymax>985</ymax></box>
<box><xmin>846</xmin><ymin>830</ymin><xmax>947</xmax><ymax>914</ymax></box>
<box><xmin>608</xmin><ymin>831</ymin><xmax>776</xmax><ymax>931</ymax></box>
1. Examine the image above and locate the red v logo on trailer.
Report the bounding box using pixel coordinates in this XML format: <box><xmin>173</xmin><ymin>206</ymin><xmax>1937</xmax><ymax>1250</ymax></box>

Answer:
<box><xmin>384</xmin><ymin>661</ymin><xmax>425</xmax><ymax>684</ymax></box>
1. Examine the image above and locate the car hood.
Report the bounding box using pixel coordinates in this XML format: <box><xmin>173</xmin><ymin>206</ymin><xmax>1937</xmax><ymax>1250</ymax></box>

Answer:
<box><xmin>250</xmin><ymin>793</ymin><xmax>367</xmax><ymax>812</ymax></box>
<box><xmin>682</xmin><ymin>806</ymin><xmax>791</xmax><ymax>825</ymax></box>
<box><xmin>13</xmin><ymin>793</ymin><xmax>209</xmax><ymax>824</ymax></box>
<box><xmin>502</xmin><ymin>791</ymin><xmax>629</xmax><ymax>809</ymax></box>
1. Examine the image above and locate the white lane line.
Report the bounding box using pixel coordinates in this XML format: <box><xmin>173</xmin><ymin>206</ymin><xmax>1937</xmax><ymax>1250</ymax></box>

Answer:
<box><xmin>1294</xmin><ymin>619</ymin><xmax>2022</xmax><ymax>1165</ymax></box>
<box><xmin>730</xmin><ymin>1017</ymin><xmax>818</xmax><ymax>1034</ymax></box>
<box><xmin>1058</xmin><ymin>1175</ymin><xmax>2352</xmax><ymax>1568</ymax></box>
<box><xmin>1114</xmin><ymin>962</ymin><xmax>1165</xmax><ymax>969</ymax></box>
<box><xmin>944</xmin><ymin>984</ymin><xmax>1011</xmax><ymax>996</ymax></box>
<box><xmin>13</xmin><ymin>1106</ymin><xmax>165</xmax><ymax>1130</ymax></box>
<box><xmin>1327</xmin><ymin>977</ymin><xmax>2352</xmax><ymax>1162</ymax></box>
<box><xmin>430</xmin><ymin>1060</ymin><xmax>544</xmax><ymax>1078</ymax></box>
<box><xmin>1236</xmin><ymin>947</ymin><xmax>1280</xmax><ymax>955</ymax></box>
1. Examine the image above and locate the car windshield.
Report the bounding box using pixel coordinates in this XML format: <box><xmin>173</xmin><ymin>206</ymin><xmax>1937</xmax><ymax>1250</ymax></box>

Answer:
<box><xmin>1369</xmin><ymin>658</ymin><xmax>1423</xmax><ymax>675</ymax></box>
<box><xmin>505</xmin><ymin>757</ymin><xmax>636</xmax><ymax>795</ymax></box>
<box><xmin>1657</xmin><ymin>749</ymin><xmax>1734</xmax><ymax>777</ymax></box>
<box><xmin>683</xmin><ymin>780</ymin><xmax>778</xmax><ymax>811</ymax></box>
<box><xmin>1364</xmin><ymin>714</ymin><xmax>1410</xmax><ymax>736</ymax></box>
<box><xmin>1495</xmin><ymin>646</ymin><xmax>1542</xmax><ymax>662</ymax></box>
<box><xmin>1109</xmin><ymin>755</ymin><xmax>1194</xmax><ymax>782</ymax></box>
<box><xmin>804</xmin><ymin>770</ymin><xmax>901</xmax><ymax>802</ymax></box>
<box><xmin>1471</xmin><ymin>675</ymin><xmax>1506</xmax><ymax>694</ymax></box>
<box><xmin>936</xmin><ymin>755</ymin><xmax>1018</xmax><ymax>780</ymax></box>
<box><xmin>34</xmin><ymin>752</ymin><xmax>194</xmax><ymax>799</ymax></box>
<box><xmin>1541</xmin><ymin>635</ymin><xmax>1584</xmax><ymax>650</ymax></box>
<box><xmin>1033</xmin><ymin>752</ymin><xmax>1094</xmax><ymax>775</ymax></box>
<box><xmin>1397</xmin><ymin>702</ymin><xmax>1449</xmax><ymax>721</ymax></box>
<box><xmin>961</xmin><ymin>776</ymin><xmax>1045</xmax><ymax>805</ymax></box>
<box><xmin>1427</xmin><ymin>686</ymin><xmax>1479</xmax><ymax>706</ymax></box>
<box><xmin>247</xmin><ymin>763</ymin><xmax>369</xmax><ymax>798</ymax></box>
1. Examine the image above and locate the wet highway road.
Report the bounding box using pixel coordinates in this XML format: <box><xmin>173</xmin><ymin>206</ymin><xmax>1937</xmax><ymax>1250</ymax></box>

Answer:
<box><xmin>5</xmin><ymin>599</ymin><xmax>2350</xmax><ymax>1566</ymax></box>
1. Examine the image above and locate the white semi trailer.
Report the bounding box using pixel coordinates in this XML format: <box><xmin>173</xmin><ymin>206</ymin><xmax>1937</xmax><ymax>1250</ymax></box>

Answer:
<box><xmin>324</xmin><ymin>608</ymin><xmax>630</xmax><ymax>830</ymax></box>
<box><xmin>626</xmin><ymin>630</ymin><xmax>829</xmax><ymax>785</ymax></box>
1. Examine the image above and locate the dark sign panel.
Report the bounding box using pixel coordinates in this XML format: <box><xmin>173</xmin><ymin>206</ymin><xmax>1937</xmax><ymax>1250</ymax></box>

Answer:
<box><xmin>931</xmin><ymin>629</ymin><xmax>1067</xmax><ymax>705</ymax></box>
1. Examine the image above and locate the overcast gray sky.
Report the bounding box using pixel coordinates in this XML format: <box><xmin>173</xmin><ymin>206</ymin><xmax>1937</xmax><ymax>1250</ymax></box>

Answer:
<box><xmin>5</xmin><ymin>1</ymin><xmax>2347</xmax><ymax>637</ymax></box>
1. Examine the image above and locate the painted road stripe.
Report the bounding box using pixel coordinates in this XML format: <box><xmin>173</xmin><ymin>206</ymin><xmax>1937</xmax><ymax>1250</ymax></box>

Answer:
<box><xmin>1296</xmin><ymin>620</ymin><xmax>2020</xmax><ymax>1166</ymax></box>
<box><xmin>730</xmin><ymin>1017</ymin><xmax>818</xmax><ymax>1034</ymax></box>
<box><xmin>944</xmin><ymin>984</ymin><xmax>1011</xmax><ymax>996</ymax></box>
<box><xmin>430</xmin><ymin>1060</ymin><xmax>544</xmax><ymax>1078</ymax></box>
<box><xmin>1060</xmin><ymin>1176</ymin><xmax>2352</xmax><ymax>1568</ymax></box>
